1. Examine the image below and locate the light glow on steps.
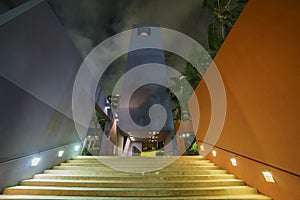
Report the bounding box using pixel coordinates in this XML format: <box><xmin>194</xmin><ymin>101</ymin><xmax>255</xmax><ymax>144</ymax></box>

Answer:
<box><xmin>0</xmin><ymin>156</ymin><xmax>272</xmax><ymax>200</ymax></box>
<box><xmin>3</xmin><ymin>186</ymin><xmax>259</xmax><ymax>196</ymax></box>
<box><xmin>20</xmin><ymin>179</ymin><xmax>246</xmax><ymax>188</ymax></box>
<box><xmin>0</xmin><ymin>194</ymin><xmax>273</xmax><ymax>199</ymax></box>
<box><xmin>43</xmin><ymin>169</ymin><xmax>229</xmax><ymax>175</ymax></box>
<box><xmin>33</xmin><ymin>174</ymin><xmax>237</xmax><ymax>181</ymax></box>
<box><xmin>52</xmin><ymin>165</ymin><xmax>221</xmax><ymax>170</ymax></box>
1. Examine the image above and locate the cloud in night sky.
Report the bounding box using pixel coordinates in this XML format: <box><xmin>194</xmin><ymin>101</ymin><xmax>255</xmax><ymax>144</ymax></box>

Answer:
<box><xmin>0</xmin><ymin>0</ymin><xmax>213</xmax><ymax>95</ymax></box>
<box><xmin>45</xmin><ymin>0</ymin><xmax>213</xmax><ymax>57</ymax></box>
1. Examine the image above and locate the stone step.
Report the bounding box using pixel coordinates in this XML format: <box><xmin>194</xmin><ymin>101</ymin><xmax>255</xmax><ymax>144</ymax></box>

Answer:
<box><xmin>52</xmin><ymin>165</ymin><xmax>221</xmax><ymax>171</ymax></box>
<box><xmin>0</xmin><ymin>194</ymin><xmax>272</xmax><ymax>199</ymax></box>
<box><xmin>74</xmin><ymin>156</ymin><xmax>205</xmax><ymax>160</ymax></box>
<box><xmin>0</xmin><ymin>156</ymin><xmax>271</xmax><ymax>199</ymax></box>
<box><xmin>60</xmin><ymin>162</ymin><xmax>216</xmax><ymax>167</ymax></box>
<box><xmin>20</xmin><ymin>179</ymin><xmax>245</xmax><ymax>188</ymax></box>
<box><xmin>43</xmin><ymin>169</ymin><xmax>228</xmax><ymax>175</ymax></box>
<box><xmin>4</xmin><ymin>186</ymin><xmax>258</xmax><ymax>196</ymax></box>
<box><xmin>33</xmin><ymin>173</ymin><xmax>236</xmax><ymax>181</ymax></box>
<box><xmin>66</xmin><ymin>159</ymin><xmax>211</xmax><ymax>165</ymax></box>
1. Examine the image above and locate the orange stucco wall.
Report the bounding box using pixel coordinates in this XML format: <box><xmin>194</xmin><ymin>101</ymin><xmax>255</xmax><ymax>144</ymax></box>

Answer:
<box><xmin>189</xmin><ymin>0</ymin><xmax>300</xmax><ymax>199</ymax></box>
<box><xmin>174</xmin><ymin>122</ymin><xmax>195</xmax><ymax>155</ymax></box>
<box><xmin>174</xmin><ymin>121</ymin><xmax>194</xmax><ymax>133</ymax></box>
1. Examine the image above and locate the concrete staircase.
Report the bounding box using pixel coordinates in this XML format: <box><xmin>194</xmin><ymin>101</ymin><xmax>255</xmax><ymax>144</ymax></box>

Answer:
<box><xmin>0</xmin><ymin>156</ymin><xmax>271</xmax><ymax>199</ymax></box>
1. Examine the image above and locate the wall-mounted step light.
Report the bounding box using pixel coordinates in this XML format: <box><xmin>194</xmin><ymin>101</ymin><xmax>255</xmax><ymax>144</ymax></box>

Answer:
<box><xmin>262</xmin><ymin>171</ymin><xmax>275</xmax><ymax>183</ymax></box>
<box><xmin>212</xmin><ymin>150</ymin><xmax>217</xmax><ymax>157</ymax></box>
<box><xmin>230</xmin><ymin>158</ymin><xmax>238</xmax><ymax>166</ymax></box>
<box><xmin>74</xmin><ymin>145</ymin><xmax>81</xmax><ymax>152</ymax></box>
<box><xmin>31</xmin><ymin>157</ymin><xmax>41</xmax><ymax>167</ymax></box>
<box><xmin>58</xmin><ymin>150</ymin><xmax>64</xmax><ymax>157</ymax></box>
<box><xmin>200</xmin><ymin>145</ymin><xmax>204</xmax><ymax>151</ymax></box>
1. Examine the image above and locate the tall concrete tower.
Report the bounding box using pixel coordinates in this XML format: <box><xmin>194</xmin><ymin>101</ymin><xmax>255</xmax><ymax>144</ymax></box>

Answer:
<box><xmin>118</xmin><ymin>25</ymin><xmax>177</xmax><ymax>155</ymax></box>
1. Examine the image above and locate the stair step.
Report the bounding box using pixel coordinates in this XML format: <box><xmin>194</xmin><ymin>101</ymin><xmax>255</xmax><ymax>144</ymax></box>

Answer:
<box><xmin>33</xmin><ymin>173</ymin><xmax>236</xmax><ymax>181</ymax></box>
<box><xmin>20</xmin><ymin>179</ymin><xmax>245</xmax><ymax>188</ymax></box>
<box><xmin>53</xmin><ymin>165</ymin><xmax>221</xmax><ymax>171</ymax></box>
<box><xmin>4</xmin><ymin>186</ymin><xmax>257</xmax><ymax>196</ymax></box>
<box><xmin>60</xmin><ymin>162</ymin><xmax>216</xmax><ymax>167</ymax></box>
<box><xmin>0</xmin><ymin>194</ymin><xmax>272</xmax><ymax>199</ymax></box>
<box><xmin>66</xmin><ymin>160</ymin><xmax>212</xmax><ymax>165</ymax></box>
<box><xmin>43</xmin><ymin>169</ymin><xmax>228</xmax><ymax>175</ymax></box>
<box><xmin>68</xmin><ymin>156</ymin><xmax>209</xmax><ymax>163</ymax></box>
<box><xmin>0</xmin><ymin>156</ymin><xmax>271</xmax><ymax>199</ymax></box>
<box><xmin>74</xmin><ymin>156</ymin><xmax>206</xmax><ymax>160</ymax></box>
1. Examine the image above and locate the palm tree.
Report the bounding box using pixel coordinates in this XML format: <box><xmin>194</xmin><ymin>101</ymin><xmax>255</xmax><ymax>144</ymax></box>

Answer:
<box><xmin>203</xmin><ymin>0</ymin><xmax>248</xmax><ymax>57</ymax></box>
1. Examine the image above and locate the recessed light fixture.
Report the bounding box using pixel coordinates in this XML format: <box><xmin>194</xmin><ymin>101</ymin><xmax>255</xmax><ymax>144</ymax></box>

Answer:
<box><xmin>58</xmin><ymin>150</ymin><xmax>64</xmax><ymax>157</ymax></box>
<box><xmin>200</xmin><ymin>145</ymin><xmax>204</xmax><ymax>151</ymax></box>
<box><xmin>262</xmin><ymin>171</ymin><xmax>275</xmax><ymax>183</ymax></box>
<box><xmin>31</xmin><ymin>157</ymin><xmax>41</xmax><ymax>167</ymax></box>
<box><xmin>212</xmin><ymin>150</ymin><xmax>217</xmax><ymax>157</ymax></box>
<box><xmin>140</xmin><ymin>32</ymin><xmax>149</xmax><ymax>36</ymax></box>
<box><xmin>74</xmin><ymin>145</ymin><xmax>81</xmax><ymax>152</ymax></box>
<box><xmin>230</xmin><ymin>158</ymin><xmax>237</xmax><ymax>166</ymax></box>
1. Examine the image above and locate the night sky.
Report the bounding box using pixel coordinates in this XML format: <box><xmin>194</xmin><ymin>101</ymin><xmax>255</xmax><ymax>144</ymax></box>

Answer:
<box><xmin>0</xmin><ymin>0</ymin><xmax>213</xmax><ymax>95</ymax></box>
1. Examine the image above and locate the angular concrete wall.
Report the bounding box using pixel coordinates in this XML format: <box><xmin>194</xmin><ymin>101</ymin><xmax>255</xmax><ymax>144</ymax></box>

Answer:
<box><xmin>0</xmin><ymin>0</ymin><xmax>82</xmax><ymax>161</ymax></box>
<box><xmin>0</xmin><ymin>0</ymin><xmax>81</xmax><ymax>176</ymax></box>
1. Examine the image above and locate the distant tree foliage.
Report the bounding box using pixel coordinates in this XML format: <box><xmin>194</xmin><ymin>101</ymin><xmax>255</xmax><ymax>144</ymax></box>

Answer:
<box><xmin>171</xmin><ymin>1</ymin><xmax>247</xmax><ymax>122</ymax></box>
<box><xmin>183</xmin><ymin>62</ymin><xmax>202</xmax><ymax>90</ymax></box>
<box><xmin>203</xmin><ymin>0</ymin><xmax>248</xmax><ymax>57</ymax></box>
<box><xmin>96</xmin><ymin>111</ymin><xmax>106</xmax><ymax>131</ymax></box>
<box><xmin>187</xmin><ymin>139</ymin><xmax>199</xmax><ymax>155</ymax></box>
